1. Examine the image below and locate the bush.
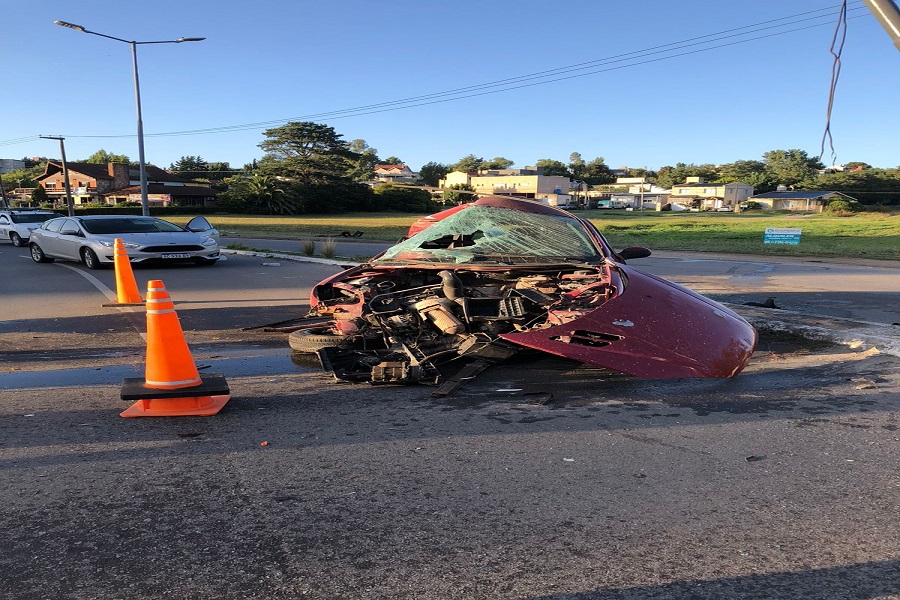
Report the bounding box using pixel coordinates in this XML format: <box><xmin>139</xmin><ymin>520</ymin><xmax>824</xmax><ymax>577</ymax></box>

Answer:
<box><xmin>825</xmin><ymin>199</ymin><xmax>862</xmax><ymax>215</ymax></box>
<box><xmin>372</xmin><ymin>185</ymin><xmax>432</xmax><ymax>212</ymax></box>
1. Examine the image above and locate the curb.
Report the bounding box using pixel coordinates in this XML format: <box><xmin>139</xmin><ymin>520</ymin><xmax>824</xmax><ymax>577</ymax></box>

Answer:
<box><xmin>220</xmin><ymin>249</ymin><xmax>356</xmax><ymax>268</ymax></box>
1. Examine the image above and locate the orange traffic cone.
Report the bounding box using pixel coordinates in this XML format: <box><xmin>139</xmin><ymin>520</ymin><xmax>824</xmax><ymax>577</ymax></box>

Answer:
<box><xmin>102</xmin><ymin>238</ymin><xmax>143</xmax><ymax>306</ymax></box>
<box><xmin>120</xmin><ymin>279</ymin><xmax>230</xmax><ymax>417</ymax></box>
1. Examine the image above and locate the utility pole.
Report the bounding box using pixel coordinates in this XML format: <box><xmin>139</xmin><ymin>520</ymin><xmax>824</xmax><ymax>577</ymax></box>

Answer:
<box><xmin>0</xmin><ymin>175</ymin><xmax>8</xmax><ymax>208</ymax></box>
<box><xmin>40</xmin><ymin>135</ymin><xmax>75</xmax><ymax>216</ymax></box>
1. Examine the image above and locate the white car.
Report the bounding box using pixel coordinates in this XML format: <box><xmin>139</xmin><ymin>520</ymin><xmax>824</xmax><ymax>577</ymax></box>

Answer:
<box><xmin>28</xmin><ymin>215</ymin><xmax>220</xmax><ymax>269</ymax></box>
<box><xmin>0</xmin><ymin>209</ymin><xmax>63</xmax><ymax>247</ymax></box>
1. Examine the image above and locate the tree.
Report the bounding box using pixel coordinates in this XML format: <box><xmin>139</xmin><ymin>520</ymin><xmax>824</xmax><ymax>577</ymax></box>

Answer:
<box><xmin>762</xmin><ymin>149</ymin><xmax>824</xmax><ymax>188</ymax></box>
<box><xmin>83</xmin><ymin>149</ymin><xmax>130</xmax><ymax>164</ymax></box>
<box><xmin>419</xmin><ymin>161</ymin><xmax>450</xmax><ymax>187</ymax></box>
<box><xmin>443</xmin><ymin>183</ymin><xmax>477</xmax><ymax>205</ymax></box>
<box><xmin>535</xmin><ymin>159</ymin><xmax>570</xmax><ymax>177</ymax></box>
<box><xmin>449</xmin><ymin>154</ymin><xmax>484</xmax><ymax>173</ymax></box>
<box><xmin>348</xmin><ymin>139</ymin><xmax>380</xmax><ymax>181</ymax></box>
<box><xmin>31</xmin><ymin>184</ymin><xmax>49</xmax><ymax>205</ymax></box>
<box><xmin>481</xmin><ymin>157</ymin><xmax>514</xmax><ymax>170</ymax></box>
<box><xmin>714</xmin><ymin>159</ymin><xmax>776</xmax><ymax>192</ymax></box>
<box><xmin>382</xmin><ymin>156</ymin><xmax>404</xmax><ymax>165</ymax></box>
<box><xmin>655</xmin><ymin>163</ymin><xmax>718</xmax><ymax>189</ymax></box>
<box><xmin>247</xmin><ymin>174</ymin><xmax>293</xmax><ymax>214</ymax></box>
<box><xmin>582</xmin><ymin>157</ymin><xmax>614</xmax><ymax>185</ymax></box>
<box><xmin>258</xmin><ymin>121</ymin><xmax>361</xmax><ymax>187</ymax></box>
<box><xmin>569</xmin><ymin>153</ymin><xmax>586</xmax><ymax>179</ymax></box>
<box><xmin>206</xmin><ymin>162</ymin><xmax>234</xmax><ymax>182</ymax></box>
<box><xmin>170</xmin><ymin>155</ymin><xmax>209</xmax><ymax>178</ymax></box>
<box><xmin>256</xmin><ymin>122</ymin><xmax>371</xmax><ymax>213</ymax></box>
<box><xmin>843</xmin><ymin>161</ymin><xmax>871</xmax><ymax>171</ymax></box>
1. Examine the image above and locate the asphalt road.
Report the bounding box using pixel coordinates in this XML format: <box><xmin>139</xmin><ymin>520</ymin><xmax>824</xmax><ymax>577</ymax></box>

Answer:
<box><xmin>1</xmin><ymin>240</ymin><xmax>899</xmax><ymax>599</ymax></box>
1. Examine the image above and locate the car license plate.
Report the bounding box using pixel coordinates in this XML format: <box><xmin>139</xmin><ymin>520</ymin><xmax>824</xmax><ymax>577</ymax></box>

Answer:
<box><xmin>162</xmin><ymin>253</ymin><xmax>191</xmax><ymax>259</ymax></box>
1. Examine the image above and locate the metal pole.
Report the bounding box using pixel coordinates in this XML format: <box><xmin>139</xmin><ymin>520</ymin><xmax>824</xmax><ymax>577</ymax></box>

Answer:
<box><xmin>41</xmin><ymin>135</ymin><xmax>75</xmax><ymax>215</ymax></box>
<box><xmin>0</xmin><ymin>175</ymin><xmax>8</xmax><ymax>208</ymax></box>
<box><xmin>54</xmin><ymin>22</ymin><xmax>205</xmax><ymax>216</ymax></box>
<box><xmin>861</xmin><ymin>0</ymin><xmax>900</xmax><ymax>51</ymax></box>
<box><xmin>131</xmin><ymin>41</ymin><xmax>150</xmax><ymax>216</ymax></box>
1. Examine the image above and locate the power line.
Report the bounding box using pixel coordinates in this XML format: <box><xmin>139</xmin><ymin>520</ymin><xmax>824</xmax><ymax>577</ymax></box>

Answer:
<box><xmin>0</xmin><ymin>2</ymin><xmax>869</xmax><ymax>146</ymax></box>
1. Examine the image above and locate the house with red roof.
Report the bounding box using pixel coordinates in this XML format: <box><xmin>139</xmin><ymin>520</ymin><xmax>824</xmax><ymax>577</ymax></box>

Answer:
<box><xmin>35</xmin><ymin>162</ymin><xmax>219</xmax><ymax>208</ymax></box>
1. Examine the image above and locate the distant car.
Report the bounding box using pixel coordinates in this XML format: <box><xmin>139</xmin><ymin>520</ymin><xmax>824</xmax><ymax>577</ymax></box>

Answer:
<box><xmin>0</xmin><ymin>209</ymin><xmax>63</xmax><ymax>247</ymax></box>
<box><xmin>28</xmin><ymin>215</ymin><xmax>220</xmax><ymax>269</ymax></box>
<box><xmin>289</xmin><ymin>195</ymin><xmax>757</xmax><ymax>385</ymax></box>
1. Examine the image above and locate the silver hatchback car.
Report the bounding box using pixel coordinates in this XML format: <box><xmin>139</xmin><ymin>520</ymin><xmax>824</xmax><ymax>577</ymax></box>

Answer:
<box><xmin>29</xmin><ymin>215</ymin><xmax>220</xmax><ymax>269</ymax></box>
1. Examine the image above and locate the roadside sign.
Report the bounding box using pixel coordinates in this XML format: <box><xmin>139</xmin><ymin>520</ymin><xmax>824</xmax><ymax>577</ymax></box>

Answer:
<box><xmin>764</xmin><ymin>227</ymin><xmax>802</xmax><ymax>245</ymax></box>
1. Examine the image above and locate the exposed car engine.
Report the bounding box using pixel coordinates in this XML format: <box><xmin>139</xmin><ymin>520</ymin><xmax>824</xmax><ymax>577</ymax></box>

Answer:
<box><xmin>291</xmin><ymin>266</ymin><xmax>617</xmax><ymax>384</ymax></box>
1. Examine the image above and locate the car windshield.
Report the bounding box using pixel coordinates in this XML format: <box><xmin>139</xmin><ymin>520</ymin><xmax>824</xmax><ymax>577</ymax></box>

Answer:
<box><xmin>374</xmin><ymin>205</ymin><xmax>604</xmax><ymax>265</ymax></box>
<box><xmin>81</xmin><ymin>218</ymin><xmax>185</xmax><ymax>235</ymax></box>
<box><xmin>11</xmin><ymin>213</ymin><xmax>58</xmax><ymax>224</ymax></box>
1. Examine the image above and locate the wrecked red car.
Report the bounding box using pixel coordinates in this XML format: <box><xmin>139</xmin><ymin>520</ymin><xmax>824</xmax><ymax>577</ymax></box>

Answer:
<box><xmin>289</xmin><ymin>196</ymin><xmax>757</xmax><ymax>384</ymax></box>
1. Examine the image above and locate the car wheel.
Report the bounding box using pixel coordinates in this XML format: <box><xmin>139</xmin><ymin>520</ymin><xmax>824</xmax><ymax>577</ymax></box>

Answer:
<box><xmin>81</xmin><ymin>247</ymin><xmax>103</xmax><ymax>270</ymax></box>
<box><xmin>288</xmin><ymin>328</ymin><xmax>348</xmax><ymax>353</ymax></box>
<box><xmin>10</xmin><ymin>232</ymin><xmax>24</xmax><ymax>247</ymax></box>
<box><xmin>30</xmin><ymin>243</ymin><xmax>54</xmax><ymax>263</ymax></box>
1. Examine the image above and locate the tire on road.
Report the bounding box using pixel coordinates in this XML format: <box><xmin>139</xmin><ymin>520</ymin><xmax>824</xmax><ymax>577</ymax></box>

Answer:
<box><xmin>81</xmin><ymin>247</ymin><xmax>103</xmax><ymax>270</ymax></box>
<box><xmin>10</xmin><ymin>232</ymin><xmax>24</xmax><ymax>247</ymax></box>
<box><xmin>30</xmin><ymin>243</ymin><xmax>54</xmax><ymax>263</ymax></box>
<box><xmin>288</xmin><ymin>328</ymin><xmax>347</xmax><ymax>353</ymax></box>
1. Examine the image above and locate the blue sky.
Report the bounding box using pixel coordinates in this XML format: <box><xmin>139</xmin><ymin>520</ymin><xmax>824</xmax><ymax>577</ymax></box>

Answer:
<box><xmin>2</xmin><ymin>0</ymin><xmax>899</xmax><ymax>172</ymax></box>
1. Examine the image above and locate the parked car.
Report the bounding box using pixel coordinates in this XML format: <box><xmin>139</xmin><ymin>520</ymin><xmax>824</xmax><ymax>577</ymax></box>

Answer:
<box><xmin>28</xmin><ymin>215</ymin><xmax>220</xmax><ymax>269</ymax></box>
<box><xmin>0</xmin><ymin>209</ymin><xmax>63</xmax><ymax>247</ymax></box>
<box><xmin>288</xmin><ymin>195</ymin><xmax>757</xmax><ymax>385</ymax></box>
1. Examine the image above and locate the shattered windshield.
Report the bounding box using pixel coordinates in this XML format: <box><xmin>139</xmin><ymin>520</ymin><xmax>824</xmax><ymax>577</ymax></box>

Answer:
<box><xmin>375</xmin><ymin>205</ymin><xmax>604</xmax><ymax>265</ymax></box>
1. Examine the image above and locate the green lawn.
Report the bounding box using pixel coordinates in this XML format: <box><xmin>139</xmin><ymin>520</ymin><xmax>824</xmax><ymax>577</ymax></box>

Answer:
<box><xmin>169</xmin><ymin>209</ymin><xmax>900</xmax><ymax>261</ymax></box>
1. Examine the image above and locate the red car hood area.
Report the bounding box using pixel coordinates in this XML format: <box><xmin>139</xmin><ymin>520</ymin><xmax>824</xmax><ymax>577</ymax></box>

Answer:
<box><xmin>500</xmin><ymin>264</ymin><xmax>757</xmax><ymax>379</ymax></box>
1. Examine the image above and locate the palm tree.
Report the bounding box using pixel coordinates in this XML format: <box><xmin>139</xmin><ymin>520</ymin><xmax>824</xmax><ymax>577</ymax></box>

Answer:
<box><xmin>248</xmin><ymin>174</ymin><xmax>293</xmax><ymax>214</ymax></box>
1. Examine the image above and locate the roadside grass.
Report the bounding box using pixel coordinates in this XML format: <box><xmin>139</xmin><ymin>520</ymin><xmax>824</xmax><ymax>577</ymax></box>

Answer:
<box><xmin>170</xmin><ymin>209</ymin><xmax>900</xmax><ymax>261</ymax></box>
<box><xmin>578</xmin><ymin>210</ymin><xmax>900</xmax><ymax>259</ymax></box>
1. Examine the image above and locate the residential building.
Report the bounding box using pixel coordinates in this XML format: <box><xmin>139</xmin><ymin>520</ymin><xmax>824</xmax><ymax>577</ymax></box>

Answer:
<box><xmin>670</xmin><ymin>177</ymin><xmax>753</xmax><ymax>210</ymax></box>
<box><xmin>373</xmin><ymin>164</ymin><xmax>418</xmax><ymax>183</ymax></box>
<box><xmin>747</xmin><ymin>190</ymin><xmax>855</xmax><ymax>212</ymax></box>
<box><xmin>439</xmin><ymin>168</ymin><xmax>573</xmax><ymax>206</ymax></box>
<box><xmin>35</xmin><ymin>162</ymin><xmax>218</xmax><ymax>208</ymax></box>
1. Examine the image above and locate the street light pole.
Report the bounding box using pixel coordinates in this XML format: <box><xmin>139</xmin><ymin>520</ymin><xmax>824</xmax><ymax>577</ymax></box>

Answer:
<box><xmin>53</xmin><ymin>21</ymin><xmax>205</xmax><ymax>216</ymax></box>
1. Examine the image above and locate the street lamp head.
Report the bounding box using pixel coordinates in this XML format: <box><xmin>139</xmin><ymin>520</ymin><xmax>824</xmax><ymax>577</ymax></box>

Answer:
<box><xmin>54</xmin><ymin>20</ymin><xmax>86</xmax><ymax>32</ymax></box>
<box><xmin>176</xmin><ymin>37</ymin><xmax>206</xmax><ymax>43</ymax></box>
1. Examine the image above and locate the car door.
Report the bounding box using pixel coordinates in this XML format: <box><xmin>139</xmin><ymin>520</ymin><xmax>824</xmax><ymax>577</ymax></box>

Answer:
<box><xmin>185</xmin><ymin>216</ymin><xmax>219</xmax><ymax>240</ymax></box>
<box><xmin>53</xmin><ymin>218</ymin><xmax>86</xmax><ymax>260</ymax></box>
<box><xmin>33</xmin><ymin>218</ymin><xmax>65</xmax><ymax>256</ymax></box>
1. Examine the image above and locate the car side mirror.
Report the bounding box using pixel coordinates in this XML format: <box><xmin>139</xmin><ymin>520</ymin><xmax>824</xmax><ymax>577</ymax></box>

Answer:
<box><xmin>618</xmin><ymin>247</ymin><xmax>652</xmax><ymax>260</ymax></box>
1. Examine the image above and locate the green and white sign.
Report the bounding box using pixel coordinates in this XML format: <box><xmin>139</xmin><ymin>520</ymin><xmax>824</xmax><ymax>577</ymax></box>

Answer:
<box><xmin>764</xmin><ymin>227</ymin><xmax>802</xmax><ymax>245</ymax></box>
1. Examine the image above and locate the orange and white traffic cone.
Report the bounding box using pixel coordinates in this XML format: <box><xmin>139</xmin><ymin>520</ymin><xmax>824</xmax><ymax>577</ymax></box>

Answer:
<box><xmin>120</xmin><ymin>279</ymin><xmax>230</xmax><ymax>417</ymax></box>
<box><xmin>103</xmin><ymin>238</ymin><xmax>143</xmax><ymax>306</ymax></box>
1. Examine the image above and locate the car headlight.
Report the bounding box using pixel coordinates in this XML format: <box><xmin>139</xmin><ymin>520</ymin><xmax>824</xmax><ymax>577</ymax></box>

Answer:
<box><xmin>201</xmin><ymin>237</ymin><xmax>218</xmax><ymax>247</ymax></box>
<box><xmin>98</xmin><ymin>240</ymin><xmax>140</xmax><ymax>249</ymax></box>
